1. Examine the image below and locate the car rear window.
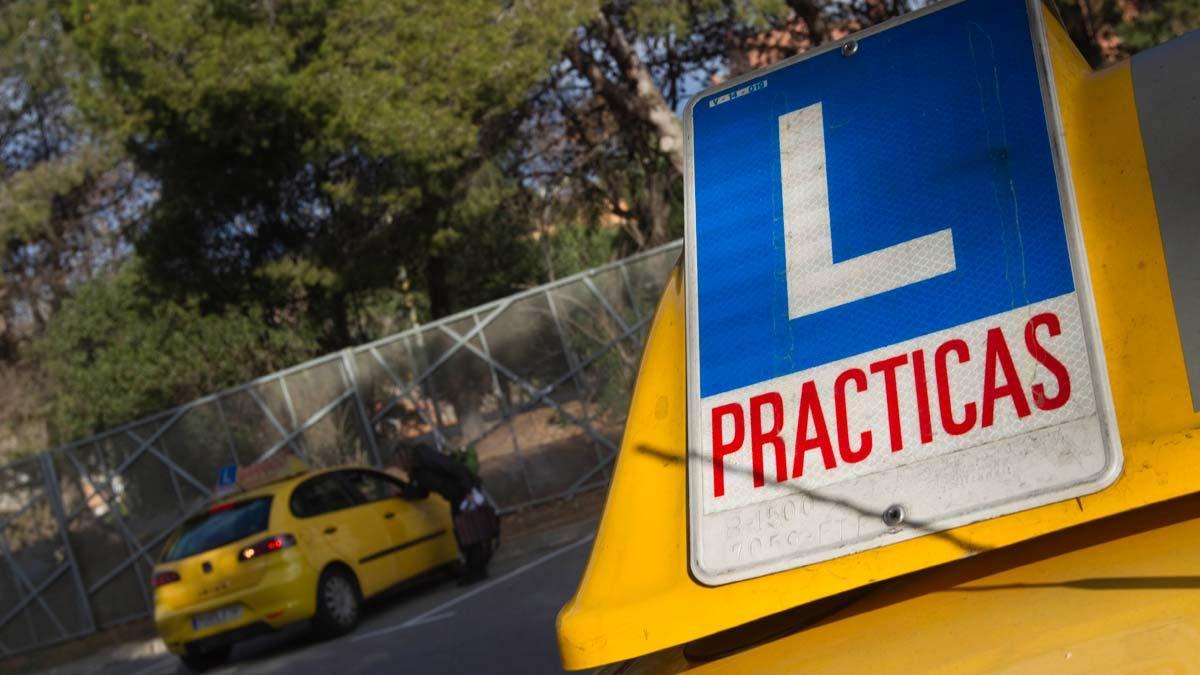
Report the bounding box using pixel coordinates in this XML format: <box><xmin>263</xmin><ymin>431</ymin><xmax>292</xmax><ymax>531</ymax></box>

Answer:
<box><xmin>162</xmin><ymin>497</ymin><xmax>273</xmax><ymax>562</ymax></box>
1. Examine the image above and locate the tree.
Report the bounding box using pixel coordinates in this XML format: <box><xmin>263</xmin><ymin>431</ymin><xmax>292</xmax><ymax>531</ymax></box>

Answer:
<box><xmin>36</xmin><ymin>260</ymin><xmax>318</xmax><ymax>440</ymax></box>
<box><xmin>0</xmin><ymin>0</ymin><xmax>147</xmax><ymax>457</ymax></box>
<box><xmin>11</xmin><ymin>0</ymin><xmax>1192</xmax><ymax>457</ymax></box>
<box><xmin>0</xmin><ymin>0</ymin><xmax>140</xmax><ymax>357</ymax></box>
<box><xmin>57</xmin><ymin>0</ymin><xmax>587</xmax><ymax>450</ymax></box>
<box><xmin>63</xmin><ymin>0</ymin><xmax>925</xmax><ymax>330</ymax></box>
<box><xmin>508</xmin><ymin>1</ymin><xmax>916</xmax><ymax>256</ymax></box>
<box><xmin>1117</xmin><ymin>0</ymin><xmax>1200</xmax><ymax>53</ymax></box>
<box><xmin>1048</xmin><ymin>0</ymin><xmax>1200</xmax><ymax>65</ymax></box>
<box><xmin>67</xmin><ymin>0</ymin><xmax>581</xmax><ymax>325</ymax></box>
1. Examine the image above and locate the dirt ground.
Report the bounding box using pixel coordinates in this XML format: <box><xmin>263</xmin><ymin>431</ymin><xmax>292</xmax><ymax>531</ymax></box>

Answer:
<box><xmin>473</xmin><ymin>400</ymin><xmax>623</xmax><ymax>461</ymax></box>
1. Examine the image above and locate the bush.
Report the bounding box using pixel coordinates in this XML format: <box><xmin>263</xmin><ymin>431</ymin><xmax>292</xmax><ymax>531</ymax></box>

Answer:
<box><xmin>36</xmin><ymin>262</ymin><xmax>319</xmax><ymax>443</ymax></box>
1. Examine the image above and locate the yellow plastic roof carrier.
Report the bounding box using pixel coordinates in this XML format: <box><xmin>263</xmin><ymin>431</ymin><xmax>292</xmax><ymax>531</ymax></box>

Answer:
<box><xmin>557</xmin><ymin>2</ymin><xmax>1200</xmax><ymax>671</ymax></box>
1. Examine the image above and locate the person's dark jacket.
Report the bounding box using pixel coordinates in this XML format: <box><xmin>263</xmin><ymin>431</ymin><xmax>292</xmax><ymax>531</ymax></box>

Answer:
<box><xmin>405</xmin><ymin>443</ymin><xmax>476</xmax><ymax>510</ymax></box>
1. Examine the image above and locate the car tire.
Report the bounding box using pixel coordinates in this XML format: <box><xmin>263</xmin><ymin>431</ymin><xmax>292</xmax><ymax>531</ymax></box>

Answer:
<box><xmin>180</xmin><ymin>644</ymin><xmax>231</xmax><ymax>672</ymax></box>
<box><xmin>314</xmin><ymin>566</ymin><xmax>361</xmax><ymax>638</ymax></box>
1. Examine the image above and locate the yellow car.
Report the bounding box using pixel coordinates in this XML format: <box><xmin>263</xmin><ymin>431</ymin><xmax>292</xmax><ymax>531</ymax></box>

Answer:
<box><xmin>152</xmin><ymin>465</ymin><xmax>460</xmax><ymax>670</ymax></box>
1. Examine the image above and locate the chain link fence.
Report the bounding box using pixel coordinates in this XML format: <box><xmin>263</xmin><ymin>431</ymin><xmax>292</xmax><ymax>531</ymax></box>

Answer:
<box><xmin>0</xmin><ymin>241</ymin><xmax>681</xmax><ymax>657</ymax></box>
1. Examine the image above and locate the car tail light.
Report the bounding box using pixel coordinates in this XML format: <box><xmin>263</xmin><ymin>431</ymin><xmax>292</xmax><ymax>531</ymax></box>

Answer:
<box><xmin>238</xmin><ymin>534</ymin><xmax>296</xmax><ymax>562</ymax></box>
<box><xmin>152</xmin><ymin>570</ymin><xmax>181</xmax><ymax>588</ymax></box>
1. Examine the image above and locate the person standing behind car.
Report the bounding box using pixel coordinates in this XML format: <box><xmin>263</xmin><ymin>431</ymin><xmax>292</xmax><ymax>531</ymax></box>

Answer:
<box><xmin>395</xmin><ymin>442</ymin><xmax>494</xmax><ymax>583</ymax></box>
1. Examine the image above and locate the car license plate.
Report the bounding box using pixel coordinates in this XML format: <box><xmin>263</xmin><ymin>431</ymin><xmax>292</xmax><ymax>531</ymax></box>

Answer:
<box><xmin>192</xmin><ymin>605</ymin><xmax>242</xmax><ymax>631</ymax></box>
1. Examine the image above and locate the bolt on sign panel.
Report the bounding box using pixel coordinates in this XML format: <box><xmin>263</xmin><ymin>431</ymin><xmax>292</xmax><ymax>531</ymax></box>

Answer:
<box><xmin>683</xmin><ymin>0</ymin><xmax>1121</xmax><ymax>584</ymax></box>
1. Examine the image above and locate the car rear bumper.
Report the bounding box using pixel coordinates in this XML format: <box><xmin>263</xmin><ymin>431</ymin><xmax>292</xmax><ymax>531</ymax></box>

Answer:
<box><xmin>183</xmin><ymin>620</ymin><xmax>277</xmax><ymax>654</ymax></box>
<box><xmin>155</xmin><ymin>553</ymin><xmax>318</xmax><ymax>654</ymax></box>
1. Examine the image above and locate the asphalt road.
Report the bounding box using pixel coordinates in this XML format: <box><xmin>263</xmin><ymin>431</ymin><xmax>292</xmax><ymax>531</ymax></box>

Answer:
<box><xmin>87</xmin><ymin>534</ymin><xmax>595</xmax><ymax>675</ymax></box>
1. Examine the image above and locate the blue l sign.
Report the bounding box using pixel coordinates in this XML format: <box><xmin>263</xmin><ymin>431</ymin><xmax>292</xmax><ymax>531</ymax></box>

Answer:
<box><xmin>779</xmin><ymin>101</ymin><xmax>957</xmax><ymax>319</ymax></box>
<box><xmin>684</xmin><ymin>0</ymin><xmax>1119</xmax><ymax>584</ymax></box>
<box><xmin>217</xmin><ymin>463</ymin><xmax>238</xmax><ymax>489</ymax></box>
<box><xmin>690</xmin><ymin>0</ymin><xmax>1075</xmax><ymax>399</ymax></box>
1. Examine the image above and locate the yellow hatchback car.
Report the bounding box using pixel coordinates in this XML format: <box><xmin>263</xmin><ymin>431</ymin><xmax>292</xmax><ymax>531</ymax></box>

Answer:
<box><xmin>152</xmin><ymin>465</ymin><xmax>460</xmax><ymax>670</ymax></box>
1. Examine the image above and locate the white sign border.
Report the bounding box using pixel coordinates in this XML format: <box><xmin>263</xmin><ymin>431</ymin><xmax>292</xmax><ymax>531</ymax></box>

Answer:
<box><xmin>682</xmin><ymin>0</ymin><xmax>1123</xmax><ymax>586</ymax></box>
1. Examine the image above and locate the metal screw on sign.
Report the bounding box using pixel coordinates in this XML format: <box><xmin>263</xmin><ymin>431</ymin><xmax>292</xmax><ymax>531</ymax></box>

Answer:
<box><xmin>882</xmin><ymin>504</ymin><xmax>906</xmax><ymax>527</ymax></box>
<box><xmin>841</xmin><ymin>40</ymin><xmax>858</xmax><ymax>57</ymax></box>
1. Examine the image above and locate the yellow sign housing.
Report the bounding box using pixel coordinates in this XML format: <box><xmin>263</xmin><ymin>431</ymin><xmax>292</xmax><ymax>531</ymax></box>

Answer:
<box><xmin>557</xmin><ymin>4</ymin><xmax>1200</xmax><ymax>670</ymax></box>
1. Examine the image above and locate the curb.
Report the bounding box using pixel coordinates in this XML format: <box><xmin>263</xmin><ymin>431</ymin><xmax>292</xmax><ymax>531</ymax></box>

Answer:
<box><xmin>31</xmin><ymin>635</ymin><xmax>168</xmax><ymax>675</ymax></box>
<box><xmin>495</xmin><ymin>516</ymin><xmax>600</xmax><ymax>564</ymax></box>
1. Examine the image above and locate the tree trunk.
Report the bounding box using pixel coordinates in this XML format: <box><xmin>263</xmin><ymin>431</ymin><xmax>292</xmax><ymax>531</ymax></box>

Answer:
<box><xmin>637</xmin><ymin>168</ymin><xmax>671</xmax><ymax>247</ymax></box>
<box><xmin>786</xmin><ymin>0</ymin><xmax>828</xmax><ymax>45</ymax></box>
<box><xmin>425</xmin><ymin>253</ymin><xmax>453</xmax><ymax>320</ymax></box>
<box><xmin>594</xmin><ymin>11</ymin><xmax>685</xmax><ymax>176</ymax></box>
<box><xmin>329</xmin><ymin>288</ymin><xmax>353</xmax><ymax>347</ymax></box>
<box><xmin>420</xmin><ymin>251</ymin><xmax>491</xmax><ymax>449</ymax></box>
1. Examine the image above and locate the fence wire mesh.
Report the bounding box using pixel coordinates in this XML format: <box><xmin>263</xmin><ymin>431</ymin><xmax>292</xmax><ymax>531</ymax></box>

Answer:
<box><xmin>0</xmin><ymin>241</ymin><xmax>681</xmax><ymax>656</ymax></box>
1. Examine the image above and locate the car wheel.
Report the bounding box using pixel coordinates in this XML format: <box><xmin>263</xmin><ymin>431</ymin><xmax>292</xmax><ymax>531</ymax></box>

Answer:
<box><xmin>180</xmin><ymin>643</ymin><xmax>231</xmax><ymax>672</ymax></box>
<box><xmin>314</xmin><ymin>566</ymin><xmax>361</xmax><ymax>638</ymax></box>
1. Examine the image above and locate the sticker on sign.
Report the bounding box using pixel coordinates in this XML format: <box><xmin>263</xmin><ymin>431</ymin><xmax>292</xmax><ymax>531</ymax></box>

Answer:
<box><xmin>683</xmin><ymin>0</ymin><xmax>1121</xmax><ymax>584</ymax></box>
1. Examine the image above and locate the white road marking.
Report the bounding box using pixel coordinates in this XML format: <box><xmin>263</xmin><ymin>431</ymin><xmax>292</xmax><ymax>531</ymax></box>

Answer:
<box><xmin>351</xmin><ymin>534</ymin><xmax>595</xmax><ymax>642</ymax></box>
<box><xmin>402</xmin><ymin>610</ymin><xmax>456</xmax><ymax>628</ymax></box>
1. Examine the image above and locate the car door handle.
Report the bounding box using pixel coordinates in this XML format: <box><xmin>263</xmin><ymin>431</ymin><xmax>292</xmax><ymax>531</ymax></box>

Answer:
<box><xmin>384</xmin><ymin>512</ymin><xmax>395</xmax><ymax>519</ymax></box>
<box><xmin>323</xmin><ymin>526</ymin><xmax>338</xmax><ymax>534</ymax></box>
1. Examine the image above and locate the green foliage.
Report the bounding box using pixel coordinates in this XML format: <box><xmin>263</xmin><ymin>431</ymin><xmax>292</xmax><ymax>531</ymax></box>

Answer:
<box><xmin>36</xmin><ymin>262</ymin><xmax>319</xmax><ymax>440</ymax></box>
<box><xmin>66</xmin><ymin>0</ymin><xmax>581</xmax><ymax>326</ymax></box>
<box><xmin>1118</xmin><ymin>0</ymin><xmax>1200</xmax><ymax>53</ymax></box>
<box><xmin>625</xmin><ymin>0</ymin><xmax>788</xmax><ymax>36</ymax></box>
<box><xmin>305</xmin><ymin>0</ymin><xmax>586</xmax><ymax>162</ymax></box>
<box><xmin>543</xmin><ymin>223</ymin><xmax>620</xmax><ymax>281</ymax></box>
<box><xmin>1049</xmin><ymin>0</ymin><xmax>1200</xmax><ymax>64</ymax></box>
<box><xmin>17</xmin><ymin>0</ymin><xmax>1184</xmax><ymax>460</ymax></box>
<box><xmin>348</xmin><ymin>286</ymin><xmax>425</xmax><ymax>340</ymax></box>
<box><xmin>431</xmin><ymin>161</ymin><xmax>547</xmax><ymax>312</ymax></box>
<box><xmin>0</xmin><ymin>143</ymin><xmax>116</xmax><ymax>241</ymax></box>
<box><xmin>0</xmin><ymin>0</ymin><xmax>135</xmax><ymax>351</ymax></box>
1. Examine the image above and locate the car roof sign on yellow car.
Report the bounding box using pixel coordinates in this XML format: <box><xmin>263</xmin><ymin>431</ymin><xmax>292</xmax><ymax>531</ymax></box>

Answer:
<box><xmin>558</xmin><ymin>1</ymin><xmax>1200</xmax><ymax>670</ymax></box>
<box><xmin>684</xmin><ymin>0</ymin><xmax>1120</xmax><ymax>585</ymax></box>
<box><xmin>215</xmin><ymin>463</ymin><xmax>239</xmax><ymax>494</ymax></box>
<box><xmin>213</xmin><ymin>452</ymin><xmax>312</xmax><ymax>495</ymax></box>
<box><xmin>239</xmin><ymin>452</ymin><xmax>309</xmax><ymax>489</ymax></box>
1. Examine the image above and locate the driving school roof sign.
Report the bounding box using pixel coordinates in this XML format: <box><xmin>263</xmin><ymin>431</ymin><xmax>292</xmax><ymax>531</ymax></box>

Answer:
<box><xmin>684</xmin><ymin>0</ymin><xmax>1121</xmax><ymax>584</ymax></box>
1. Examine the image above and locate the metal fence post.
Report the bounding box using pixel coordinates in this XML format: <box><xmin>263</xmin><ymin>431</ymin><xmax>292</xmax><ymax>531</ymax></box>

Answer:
<box><xmin>341</xmin><ymin>350</ymin><xmax>383</xmax><ymax>467</ymax></box>
<box><xmin>545</xmin><ymin>285</ymin><xmax>607</xmax><ymax>479</ymax></box>
<box><xmin>153</xmin><ymin>434</ymin><xmax>187</xmax><ymax>513</ymax></box>
<box><xmin>405</xmin><ymin>335</ymin><xmax>448</xmax><ymax>452</ymax></box>
<box><xmin>473</xmin><ymin>312</ymin><xmax>537</xmax><ymax>503</ymax></box>
<box><xmin>278</xmin><ymin>378</ymin><xmax>308</xmax><ymax>458</ymax></box>
<box><xmin>618</xmin><ymin>259</ymin><xmax>642</xmax><ymax>323</ymax></box>
<box><xmin>215</xmin><ymin>397</ymin><xmax>241</xmax><ymax>466</ymax></box>
<box><xmin>39</xmin><ymin>453</ymin><xmax>97</xmax><ymax>634</ymax></box>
